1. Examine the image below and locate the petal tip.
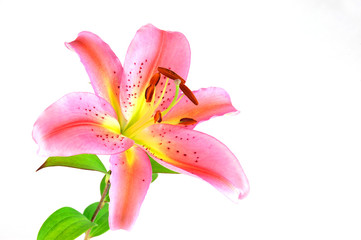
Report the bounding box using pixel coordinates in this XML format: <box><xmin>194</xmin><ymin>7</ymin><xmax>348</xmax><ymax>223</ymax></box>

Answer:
<box><xmin>109</xmin><ymin>222</ymin><xmax>132</xmax><ymax>231</ymax></box>
<box><xmin>237</xmin><ymin>181</ymin><xmax>250</xmax><ymax>200</ymax></box>
<box><xmin>238</xmin><ymin>187</ymin><xmax>250</xmax><ymax>200</ymax></box>
<box><xmin>64</xmin><ymin>41</ymin><xmax>73</xmax><ymax>51</ymax></box>
<box><xmin>228</xmin><ymin>109</ymin><xmax>241</xmax><ymax>116</ymax></box>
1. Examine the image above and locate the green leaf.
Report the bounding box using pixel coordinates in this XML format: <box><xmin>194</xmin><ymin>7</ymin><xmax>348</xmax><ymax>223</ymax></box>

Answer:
<box><xmin>149</xmin><ymin>155</ymin><xmax>178</xmax><ymax>174</ymax></box>
<box><xmin>100</xmin><ymin>175</ymin><xmax>110</xmax><ymax>202</ymax></box>
<box><xmin>151</xmin><ymin>173</ymin><xmax>159</xmax><ymax>182</ymax></box>
<box><xmin>37</xmin><ymin>154</ymin><xmax>108</xmax><ymax>174</ymax></box>
<box><xmin>83</xmin><ymin>202</ymin><xmax>110</xmax><ymax>238</ymax></box>
<box><xmin>37</xmin><ymin>207</ymin><xmax>96</xmax><ymax>240</ymax></box>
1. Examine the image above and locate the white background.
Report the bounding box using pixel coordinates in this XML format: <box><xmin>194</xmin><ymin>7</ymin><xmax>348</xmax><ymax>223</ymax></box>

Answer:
<box><xmin>1</xmin><ymin>0</ymin><xmax>361</xmax><ymax>239</ymax></box>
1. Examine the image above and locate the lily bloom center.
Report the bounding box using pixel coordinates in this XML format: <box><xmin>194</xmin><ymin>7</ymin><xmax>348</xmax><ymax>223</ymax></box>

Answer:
<box><xmin>122</xmin><ymin>67</ymin><xmax>198</xmax><ymax>139</ymax></box>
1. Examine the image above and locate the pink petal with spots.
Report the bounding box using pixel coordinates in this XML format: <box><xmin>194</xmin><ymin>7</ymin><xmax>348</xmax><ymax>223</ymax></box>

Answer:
<box><xmin>134</xmin><ymin>124</ymin><xmax>249</xmax><ymax>201</ymax></box>
<box><xmin>33</xmin><ymin>92</ymin><xmax>133</xmax><ymax>157</ymax></box>
<box><xmin>109</xmin><ymin>146</ymin><xmax>152</xmax><ymax>230</ymax></box>
<box><xmin>163</xmin><ymin>87</ymin><xmax>239</xmax><ymax>127</ymax></box>
<box><xmin>120</xmin><ymin>24</ymin><xmax>191</xmax><ymax>120</ymax></box>
<box><xmin>66</xmin><ymin>32</ymin><xmax>123</xmax><ymax>120</ymax></box>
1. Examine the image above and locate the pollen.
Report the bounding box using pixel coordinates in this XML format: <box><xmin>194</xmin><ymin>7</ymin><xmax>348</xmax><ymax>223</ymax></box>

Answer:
<box><xmin>157</xmin><ymin>67</ymin><xmax>185</xmax><ymax>84</ymax></box>
<box><xmin>154</xmin><ymin>110</ymin><xmax>162</xmax><ymax>123</ymax></box>
<box><xmin>145</xmin><ymin>84</ymin><xmax>155</xmax><ymax>102</ymax></box>
<box><xmin>179</xmin><ymin>83</ymin><xmax>198</xmax><ymax>105</ymax></box>
<box><xmin>157</xmin><ymin>67</ymin><xmax>198</xmax><ymax>105</ymax></box>
<box><xmin>149</xmin><ymin>73</ymin><xmax>161</xmax><ymax>86</ymax></box>
<box><xmin>179</xmin><ymin>118</ymin><xmax>198</xmax><ymax>125</ymax></box>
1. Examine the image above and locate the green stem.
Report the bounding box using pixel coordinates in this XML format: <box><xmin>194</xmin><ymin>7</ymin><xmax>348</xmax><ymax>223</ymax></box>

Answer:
<box><xmin>84</xmin><ymin>175</ymin><xmax>111</xmax><ymax>240</ymax></box>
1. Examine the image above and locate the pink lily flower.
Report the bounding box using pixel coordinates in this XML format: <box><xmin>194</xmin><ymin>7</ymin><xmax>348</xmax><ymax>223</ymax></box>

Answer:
<box><xmin>33</xmin><ymin>24</ymin><xmax>249</xmax><ymax>231</ymax></box>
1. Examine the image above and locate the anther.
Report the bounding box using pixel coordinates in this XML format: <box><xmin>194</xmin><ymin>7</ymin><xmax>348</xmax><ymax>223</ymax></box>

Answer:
<box><xmin>145</xmin><ymin>84</ymin><xmax>155</xmax><ymax>102</ymax></box>
<box><xmin>158</xmin><ymin>67</ymin><xmax>185</xmax><ymax>84</ymax></box>
<box><xmin>149</xmin><ymin>73</ymin><xmax>161</xmax><ymax>86</ymax></box>
<box><xmin>154</xmin><ymin>110</ymin><xmax>162</xmax><ymax>123</ymax></box>
<box><xmin>179</xmin><ymin>118</ymin><xmax>198</xmax><ymax>125</ymax></box>
<box><xmin>179</xmin><ymin>83</ymin><xmax>198</xmax><ymax>105</ymax></box>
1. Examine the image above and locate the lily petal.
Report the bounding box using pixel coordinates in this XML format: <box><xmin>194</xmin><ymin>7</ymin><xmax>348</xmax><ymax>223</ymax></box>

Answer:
<box><xmin>109</xmin><ymin>146</ymin><xmax>152</xmax><ymax>230</ymax></box>
<box><xmin>66</xmin><ymin>32</ymin><xmax>123</xmax><ymax>121</ymax></box>
<box><xmin>33</xmin><ymin>92</ymin><xmax>133</xmax><ymax>156</ymax></box>
<box><xmin>133</xmin><ymin>124</ymin><xmax>249</xmax><ymax>201</ymax></box>
<box><xmin>163</xmin><ymin>87</ymin><xmax>239</xmax><ymax>127</ymax></box>
<box><xmin>120</xmin><ymin>24</ymin><xmax>191</xmax><ymax>120</ymax></box>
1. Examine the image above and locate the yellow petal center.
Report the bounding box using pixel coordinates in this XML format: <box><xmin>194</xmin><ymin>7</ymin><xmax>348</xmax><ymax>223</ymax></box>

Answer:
<box><xmin>122</xmin><ymin>77</ymin><xmax>182</xmax><ymax>138</ymax></box>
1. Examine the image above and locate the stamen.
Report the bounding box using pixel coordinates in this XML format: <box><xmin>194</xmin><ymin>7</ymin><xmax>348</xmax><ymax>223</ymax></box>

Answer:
<box><xmin>124</xmin><ymin>78</ymin><xmax>169</xmax><ymax>137</ymax></box>
<box><xmin>152</xmin><ymin>78</ymin><xmax>169</xmax><ymax>110</ymax></box>
<box><xmin>158</xmin><ymin>67</ymin><xmax>185</xmax><ymax>84</ymax></box>
<box><xmin>179</xmin><ymin>118</ymin><xmax>197</xmax><ymax>125</ymax></box>
<box><xmin>124</xmin><ymin>65</ymin><xmax>199</xmax><ymax>138</ymax></box>
<box><xmin>179</xmin><ymin>83</ymin><xmax>198</xmax><ymax>105</ymax></box>
<box><xmin>160</xmin><ymin>79</ymin><xmax>182</xmax><ymax>117</ymax></box>
<box><xmin>149</xmin><ymin>73</ymin><xmax>161</xmax><ymax>86</ymax></box>
<box><xmin>154</xmin><ymin>110</ymin><xmax>162</xmax><ymax>123</ymax></box>
<box><xmin>145</xmin><ymin>84</ymin><xmax>155</xmax><ymax>102</ymax></box>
